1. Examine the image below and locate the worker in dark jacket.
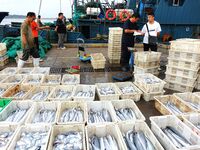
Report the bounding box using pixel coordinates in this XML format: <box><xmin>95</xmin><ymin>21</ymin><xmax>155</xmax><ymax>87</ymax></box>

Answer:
<box><xmin>55</xmin><ymin>12</ymin><xmax>67</xmax><ymax>49</ymax></box>
<box><xmin>121</xmin><ymin>13</ymin><xmax>140</xmax><ymax>72</ymax></box>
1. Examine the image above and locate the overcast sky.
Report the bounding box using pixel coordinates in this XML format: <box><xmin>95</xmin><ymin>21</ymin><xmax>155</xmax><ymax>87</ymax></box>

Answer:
<box><xmin>0</xmin><ymin>0</ymin><xmax>73</xmax><ymax>18</ymax></box>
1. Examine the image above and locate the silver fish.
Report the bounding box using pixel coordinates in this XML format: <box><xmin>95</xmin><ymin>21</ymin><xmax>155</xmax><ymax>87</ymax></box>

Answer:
<box><xmin>15</xmin><ymin>131</ymin><xmax>48</xmax><ymax>150</ymax></box>
<box><xmin>13</xmin><ymin>91</ymin><xmax>26</xmax><ymax>98</ymax></box>
<box><xmin>53</xmin><ymin>131</ymin><xmax>83</xmax><ymax>150</ymax></box>
<box><xmin>115</xmin><ymin>108</ymin><xmax>137</xmax><ymax>121</ymax></box>
<box><xmin>89</xmin><ymin>135</ymin><xmax>119</xmax><ymax>150</ymax></box>
<box><xmin>45</xmin><ymin>79</ymin><xmax>59</xmax><ymax>84</ymax></box>
<box><xmin>4</xmin><ymin>108</ymin><xmax>28</xmax><ymax>122</ymax></box>
<box><xmin>0</xmin><ymin>88</ymin><xmax>6</xmax><ymax>97</ymax></box>
<box><xmin>0</xmin><ymin>132</ymin><xmax>13</xmax><ymax>149</ymax></box>
<box><xmin>63</xmin><ymin>76</ymin><xmax>78</xmax><ymax>84</ymax></box>
<box><xmin>143</xmin><ymin>77</ymin><xmax>160</xmax><ymax>84</ymax></box>
<box><xmin>120</xmin><ymin>86</ymin><xmax>136</xmax><ymax>94</ymax></box>
<box><xmin>162</xmin><ymin>126</ymin><xmax>192</xmax><ymax>148</ymax></box>
<box><xmin>99</xmin><ymin>87</ymin><xmax>115</xmax><ymax>95</ymax></box>
<box><xmin>60</xmin><ymin>107</ymin><xmax>84</xmax><ymax>123</ymax></box>
<box><xmin>76</xmin><ymin>91</ymin><xmax>94</xmax><ymax>98</ymax></box>
<box><xmin>9</xmin><ymin>79</ymin><xmax>21</xmax><ymax>83</ymax></box>
<box><xmin>27</xmin><ymin>79</ymin><xmax>41</xmax><ymax>83</ymax></box>
<box><xmin>33</xmin><ymin>109</ymin><xmax>56</xmax><ymax>123</ymax></box>
<box><xmin>55</xmin><ymin>89</ymin><xmax>72</xmax><ymax>99</ymax></box>
<box><xmin>31</xmin><ymin>91</ymin><xmax>49</xmax><ymax>101</ymax></box>
<box><xmin>185</xmin><ymin>101</ymin><xmax>200</xmax><ymax>110</ymax></box>
<box><xmin>165</xmin><ymin>102</ymin><xmax>183</xmax><ymax>115</ymax></box>
<box><xmin>89</xmin><ymin>109</ymin><xmax>112</xmax><ymax>123</ymax></box>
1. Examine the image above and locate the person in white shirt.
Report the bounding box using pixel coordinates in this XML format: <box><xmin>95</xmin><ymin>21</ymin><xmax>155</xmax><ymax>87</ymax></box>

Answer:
<box><xmin>141</xmin><ymin>12</ymin><xmax>161</xmax><ymax>51</ymax></box>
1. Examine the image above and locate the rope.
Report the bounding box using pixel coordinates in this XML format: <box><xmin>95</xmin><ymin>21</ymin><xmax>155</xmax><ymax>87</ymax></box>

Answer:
<box><xmin>38</xmin><ymin>0</ymin><xmax>43</xmax><ymax>15</ymax></box>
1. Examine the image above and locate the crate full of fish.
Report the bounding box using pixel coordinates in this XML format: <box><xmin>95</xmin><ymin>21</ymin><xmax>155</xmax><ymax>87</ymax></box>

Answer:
<box><xmin>8</xmin><ymin>125</ymin><xmax>51</xmax><ymax>150</ymax></box>
<box><xmin>0</xmin><ymin>84</ymin><xmax>15</xmax><ymax>98</ymax></box>
<box><xmin>87</xmin><ymin>101</ymin><xmax>117</xmax><ymax>124</ymax></box>
<box><xmin>154</xmin><ymin>95</ymin><xmax>193</xmax><ymax>116</ymax></box>
<box><xmin>0</xmin><ymin>67</ymin><xmax>17</xmax><ymax>75</ymax></box>
<box><xmin>90</xmin><ymin>53</ymin><xmax>106</xmax><ymax>69</ymax></box>
<box><xmin>2</xmin><ymin>74</ymin><xmax>26</xmax><ymax>85</ymax></box>
<box><xmin>150</xmin><ymin>115</ymin><xmax>200</xmax><ymax>150</ymax></box>
<box><xmin>24</xmin><ymin>86</ymin><xmax>53</xmax><ymax>101</ymax></box>
<box><xmin>16</xmin><ymin>67</ymin><xmax>34</xmax><ymax>75</ymax></box>
<box><xmin>118</xmin><ymin>121</ymin><xmax>165</xmax><ymax>150</ymax></box>
<box><xmin>193</xmin><ymin>92</ymin><xmax>200</xmax><ymax>100</ymax></box>
<box><xmin>96</xmin><ymin>83</ymin><xmax>120</xmax><ymax>101</ymax></box>
<box><xmin>31</xmin><ymin>67</ymin><xmax>50</xmax><ymax>75</ymax></box>
<box><xmin>0</xmin><ymin>125</ymin><xmax>18</xmax><ymax>149</ymax></box>
<box><xmin>86</xmin><ymin>123</ymin><xmax>126</xmax><ymax>150</ymax></box>
<box><xmin>25</xmin><ymin>102</ymin><xmax>59</xmax><ymax>125</ymax></box>
<box><xmin>111</xmin><ymin>99</ymin><xmax>145</xmax><ymax>122</ymax></box>
<box><xmin>182</xmin><ymin>113</ymin><xmax>200</xmax><ymax>136</ymax></box>
<box><xmin>134</xmin><ymin>73</ymin><xmax>166</xmax><ymax>93</ymax></box>
<box><xmin>134</xmin><ymin>51</ymin><xmax>161</xmax><ymax>62</ymax></box>
<box><xmin>134</xmin><ymin>66</ymin><xmax>159</xmax><ymax>76</ymax></box>
<box><xmin>48</xmin><ymin>85</ymin><xmax>75</xmax><ymax>101</ymax></box>
<box><xmin>61</xmin><ymin>74</ymin><xmax>80</xmax><ymax>85</ymax></box>
<box><xmin>41</xmin><ymin>74</ymin><xmax>61</xmax><ymax>86</ymax></box>
<box><xmin>134</xmin><ymin>59</ymin><xmax>160</xmax><ymax>68</ymax></box>
<box><xmin>73</xmin><ymin>85</ymin><xmax>95</xmax><ymax>101</ymax></box>
<box><xmin>0</xmin><ymin>101</ymin><xmax>32</xmax><ymax>125</ymax></box>
<box><xmin>0</xmin><ymin>98</ymin><xmax>11</xmax><ymax>112</ymax></box>
<box><xmin>22</xmin><ymin>74</ymin><xmax>43</xmax><ymax>86</ymax></box>
<box><xmin>174</xmin><ymin>92</ymin><xmax>200</xmax><ymax>112</ymax></box>
<box><xmin>165</xmin><ymin>73</ymin><xmax>197</xmax><ymax>87</ymax></box>
<box><xmin>1</xmin><ymin>85</ymin><xmax>32</xmax><ymax>100</ymax></box>
<box><xmin>0</xmin><ymin>74</ymin><xmax>9</xmax><ymax>83</ymax></box>
<box><xmin>48</xmin><ymin>124</ymin><xmax>86</xmax><ymax>150</ymax></box>
<box><xmin>57</xmin><ymin>101</ymin><xmax>87</xmax><ymax>125</ymax></box>
<box><xmin>165</xmin><ymin>80</ymin><xmax>194</xmax><ymax>92</ymax></box>
<box><xmin>115</xmin><ymin>82</ymin><xmax>142</xmax><ymax>101</ymax></box>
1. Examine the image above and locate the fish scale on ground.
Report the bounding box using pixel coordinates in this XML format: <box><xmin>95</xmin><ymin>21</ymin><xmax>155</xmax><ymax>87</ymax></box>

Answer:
<box><xmin>89</xmin><ymin>109</ymin><xmax>112</xmax><ymax>123</ymax></box>
<box><xmin>0</xmin><ymin>132</ymin><xmax>13</xmax><ymax>149</ymax></box>
<box><xmin>33</xmin><ymin>109</ymin><xmax>56</xmax><ymax>123</ymax></box>
<box><xmin>115</xmin><ymin>108</ymin><xmax>137</xmax><ymax>121</ymax></box>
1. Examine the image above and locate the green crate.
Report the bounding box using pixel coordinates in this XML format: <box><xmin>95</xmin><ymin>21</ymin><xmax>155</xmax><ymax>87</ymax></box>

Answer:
<box><xmin>0</xmin><ymin>99</ymin><xmax>11</xmax><ymax>112</ymax></box>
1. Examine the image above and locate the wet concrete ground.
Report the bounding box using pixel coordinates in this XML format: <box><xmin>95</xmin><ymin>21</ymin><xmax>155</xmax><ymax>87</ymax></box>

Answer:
<box><xmin>0</xmin><ymin>44</ymin><xmax>176</xmax><ymax>125</ymax></box>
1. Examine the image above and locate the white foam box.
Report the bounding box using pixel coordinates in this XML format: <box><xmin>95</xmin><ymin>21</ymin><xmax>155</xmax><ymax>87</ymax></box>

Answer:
<box><xmin>16</xmin><ymin>67</ymin><xmax>34</xmax><ymax>75</ymax></box>
<box><xmin>41</xmin><ymin>74</ymin><xmax>61</xmax><ymax>86</ymax></box>
<box><xmin>87</xmin><ymin>101</ymin><xmax>117</xmax><ymax>125</ymax></box>
<box><xmin>24</xmin><ymin>86</ymin><xmax>53</xmax><ymax>101</ymax></box>
<box><xmin>154</xmin><ymin>95</ymin><xmax>194</xmax><ymax>116</ymax></box>
<box><xmin>22</xmin><ymin>74</ymin><xmax>43</xmax><ymax>86</ymax></box>
<box><xmin>115</xmin><ymin>82</ymin><xmax>142</xmax><ymax>101</ymax></box>
<box><xmin>61</xmin><ymin>74</ymin><xmax>80</xmax><ymax>85</ymax></box>
<box><xmin>150</xmin><ymin>115</ymin><xmax>200</xmax><ymax>150</ymax></box>
<box><xmin>0</xmin><ymin>101</ymin><xmax>33</xmax><ymax>125</ymax></box>
<box><xmin>25</xmin><ymin>102</ymin><xmax>60</xmax><ymax>125</ymax></box>
<box><xmin>111</xmin><ymin>99</ymin><xmax>145</xmax><ymax>122</ymax></box>
<box><xmin>48</xmin><ymin>124</ymin><xmax>86</xmax><ymax>150</ymax></box>
<box><xmin>1</xmin><ymin>74</ymin><xmax>26</xmax><ymax>85</ymax></box>
<box><xmin>56</xmin><ymin>101</ymin><xmax>87</xmax><ymax>125</ymax></box>
<box><xmin>174</xmin><ymin>92</ymin><xmax>200</xmax><ymax>112</ymax></box>
<box><xmin>1</xmin><ymin>84</ymin><xmax>33</xmax><ymax>100</ymax></box>
<box><xmin>8</xmin><ymin>125</ymin><xmax>51</xmax><ymax>150</ymax></box>
<box><xmin>31</xmin><ymin>67</ymin><xmax>50</xmax><ymax>75</ymax></box>
<box><xmin>134</xmin><ymin>73</ymin><xmax>166</xmax><ymax>93</ymax></box>
<box><xmin>0</xmin><ymin>67</ymin><xmax>17</xmax><ymax>75</ymax></box>
<box><xmin>134</xmin><ymin>51</ymin><xmax>161</xmax><ymax>62</ymax></box>
<box><xmin>0</xmin><ymin>125</ymin><xmax>19</xmax><ymax>149</ymax></box>
<box><xmin>96</xmin><ymin>83</ymin><xmax>121</xmax><ymax>101</ymax></box>
<box><xmin>48</xmin><ymin>85</ymin><xmax>74</xmax><ymax>101</ymax></box>
<box><xmin>118</xmin><ymin>121</ymin><xmax>165</xmax><ymax>150</ymax></box>
<box><xmin>73</xmin><ymin>84</ymin><xmax>96</xmax><ymax>101</ymax></box>
<box><xmin>86</xmin><ymin>123</ymin><xmax>126</xmax><ymax>150</ymax></box>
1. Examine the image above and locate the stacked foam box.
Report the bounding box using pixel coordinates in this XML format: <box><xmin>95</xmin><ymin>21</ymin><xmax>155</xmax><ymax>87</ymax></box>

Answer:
<box><xmin>108</xmin><ymin>27</ymin><xmax>123</xmax><ymax>64</ymax></box>
<box><xmin>165</xmin><ymin>39</ymin><xmax>200</xmax><ymax>92</ymax></box>
<box><xmin>0</xmin><ymin>43</ymin><xmax>8</xmax><ymax>67</ymax></box>
<box><xmin>134</xmin><ymin>51</ymin><xmax>161</xmax><ymax>76</ymax></box>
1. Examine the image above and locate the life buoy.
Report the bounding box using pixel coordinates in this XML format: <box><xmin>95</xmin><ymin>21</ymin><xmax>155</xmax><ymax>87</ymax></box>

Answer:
<box><xmin>119</xmin><ymin>10</ymin><xmax>130</xmax><ymax>22</ymax></box>
<box><xmin>106</xmin><ymin>9</ymin><xmax>116</xmax><ymax>21</ymax></box>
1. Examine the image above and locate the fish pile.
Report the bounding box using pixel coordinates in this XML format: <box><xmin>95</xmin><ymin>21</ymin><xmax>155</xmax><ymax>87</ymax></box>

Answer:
<box><xmin>54</xmin><ymin>89</ymin><xmax>72</xmax><ymax>99</ymax></box>
<box><xmin>4</xmin><ymin>109</ymin><xmax>28</xmax><ymax>122</ymax></box>
<box><xmin>185</xmin><ymin>100</ymin><xmax>200</xmax><ymax>110</ymax></box>
<box><xmin>123</xmin><ymin>130</ymin><xmax>155</xmax><ymax>150</ymax></box>
<box><xmin>53</xmin><ymin>131</ymin><xmax>83</xmax><ymax>150</ymax></box>
<box><xmin>115</xmin><ymin>108</ymin><xmax>137</xmax><ymax>121</ymax></box>
<box><xmin>165</xmin><ymin>102</ymin><xmax>183</xmax><ymax>115</ymax></box>
<box><xmin>99</xmin><ymin>87</ymin><xmax>115</xmax><ymax>95</ymax></box>
<box><xmin>89</xmin><ymin>135</ymin><xmax>119</xmax><ymax>150</ymax></box>
<box><xmin>15</xmin><ymin>131</ymin><xmax>48</xmax><ymax>150</ymax></box>
<box><xmin>0</xmin><ymin>132</ymin><xmax>13</xmax><ymax>149</ymax></box>
<box><xmin>9</xmin><ymin>79</ymin><xmax>21</xmax><ymax>83</ymax></box>
<box><xmin>5</xmin><ymin>69</ymin><xmax>16</xmax><ymax>75</ymax></box>
<box><xmin>60</xmin><ymin>107</ymin><xmax>84</xmax><ymax>123</ymax></box>
<box><xmin>45</xmin><ymin>79</ymin><xmax>60</xmax><ymax>84</ymax></box>
<box><xmin>31</xmin><ymin>91</ymin><xmax>49</xmax><ymax>101</ymax></box>
<box><xmin>27</xmin><ymin>79</ymin><xmax>41</xmax><ymax>83</ymax></box>
<box><xmin>63</xmin><ymin>76</ymin><xmax>78</xmax><ymax>84</ymax></box>
<box><xmin>76</xmin><ymin>91</ymin><xmax>94</xmax><ymax>98</ymax></box>
<box><xmin>13</xmin><ymin>91</ymin><xmax>26</xmax><ymax>98</ymax></box>
<box><xmin>88</xmin><ymin>109</ymin><xmax>112</xmax><ymax>123</ymax></box>
<box><xmin>143</xmin><ymin>77</ymin><xmax>160</xmax><ymax>84</ymax></box>
<box><xmin>119</xmin><ymin>85</ymin><xmax>136</xmax><ymax>94</ymax></box>
<box><xmin>162</xmin><ymin>126</ymin><xmax>192</xmax><ymax>148</ymax></box>
<box><xmin>0</xmin><ymin>88</ymin><xmax>6</xmax><ymax>96</ymax></box>
<box><xmin>33</xmin><ymin>109</ymin><xmax>56</xmax><ymax>123</ymax></box>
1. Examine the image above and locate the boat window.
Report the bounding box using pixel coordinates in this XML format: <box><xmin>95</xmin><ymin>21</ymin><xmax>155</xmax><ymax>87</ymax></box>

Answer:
<box><xmin>173</xmin><ymin>0</ymin><xmax>180</xmax><ymax>6</ymax></box>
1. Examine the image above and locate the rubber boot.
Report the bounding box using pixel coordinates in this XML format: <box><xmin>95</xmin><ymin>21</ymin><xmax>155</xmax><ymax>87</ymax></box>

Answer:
<box><xmin>33</xmin><ymin>58</ymin><xmax>40</xmax><ymax>67</ymax></box>
<box><xmin>17</xmin><ymin>59</ymin><xmax>25</xmax><ymax>68</ymax></box>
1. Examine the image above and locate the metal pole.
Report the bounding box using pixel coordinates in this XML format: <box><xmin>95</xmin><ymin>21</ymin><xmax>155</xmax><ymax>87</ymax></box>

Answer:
<box><xmin>60</xmin><ymin>0</ymin><xmax>62</xmax><ymax>12</ymax></box>
<box><xmin>38</xmin><ymin>0</ymin><xmax>43</xmax><ymax>15</ymax></box>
